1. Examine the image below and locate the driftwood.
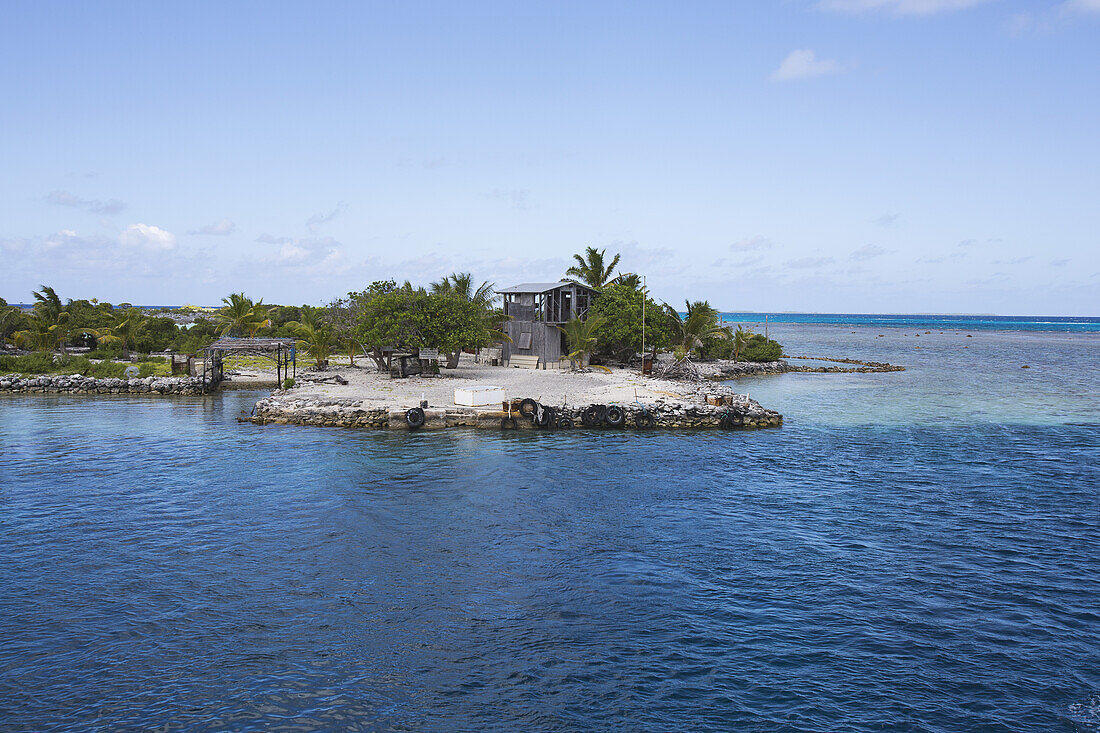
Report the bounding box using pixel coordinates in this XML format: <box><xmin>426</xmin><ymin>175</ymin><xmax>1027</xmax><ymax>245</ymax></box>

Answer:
<box><xmin>300</xmin><ymin>373</ymin><xmax>348</xmax><ymax>385</ymax></box>
<box><xmin>656</xmin><ymin>357</ymin><xmax>700</xmax><ymax>381</ymax></box>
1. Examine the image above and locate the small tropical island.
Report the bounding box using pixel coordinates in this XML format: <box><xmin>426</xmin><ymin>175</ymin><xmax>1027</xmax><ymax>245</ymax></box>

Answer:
<box><xmin>0</xmin><ymin>247</ymin><xmax>901</xmax><ymax>430</ymax></box>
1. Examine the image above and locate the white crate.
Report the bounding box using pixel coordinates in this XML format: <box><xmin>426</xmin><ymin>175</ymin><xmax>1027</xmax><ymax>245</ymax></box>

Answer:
<box><xmin>454</xmin><ymin>385</ymin><xmax>505</xmax><ymax>407</ymax></box>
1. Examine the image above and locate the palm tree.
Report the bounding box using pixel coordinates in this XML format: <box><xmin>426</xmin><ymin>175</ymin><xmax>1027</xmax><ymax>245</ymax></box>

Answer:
<box><xmin>611</xmin><ymin>272</ymin><xmax>642</xmax><ymax>290</ymax></box>
<box><xmin>565</xmin><ymin>247</ymin><xmax>621</xmax><ymax>289</ymax></box>
<box><xmin>0</xmin><ymin>305</ymin><xmax>25</xmax><ymax>349</ymax></box>
<box><xmin>28</xmin><ymin>285</ymin><xmax>70</xmax><ymax>352</ymax></box>
<box><xmin>95</xmin><ymin>311</ymin><xmax>149</xmax><ymax>358</ymax></box>
<box><xmin>245</xmin><ymin>302</ymin><xmax>272</xmax><ymax>337</ymax></box>
<box><xmin>290</xmin><ymin>320</ymin><xmax>337</xmax><ymax>369</ymax></box>
<box><xmin>430</xmin><ymin>272</ymin><xmax>510</xmax><ymax>351</ymax></box>
<box><xmin>733</xmin><ymin>324</ymin><xmax>751</xmax><ymax>361</ymax></box>
<box><xmin>13</xmin><ymin>318</ymin><xmax>57</xmax><ymax>351</ymax></box>
<box><xmin>664</xmin><ymin>300</ymin><xmax>731</xmax><ymax>359</ymax></box>
<box><xmin>430</xmin><ymin>272</ymin><xmax>497</xmax><ymax>308</ymax></box>
<box><xmin>214</xmin><ymin>293</ymin><xmax>269</xmax><ymax>337</ymax></box>
<box><xmin>557</xmin><ymin>313</ymin><xmax>605</xmax><ymax>368</ymax></box>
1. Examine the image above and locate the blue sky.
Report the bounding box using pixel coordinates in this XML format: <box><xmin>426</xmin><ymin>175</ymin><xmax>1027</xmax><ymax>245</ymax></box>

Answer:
<box><xmin>2</xmin><ymin>0</ymin><xmax>1098</xmax><ymax>314</ymax></box>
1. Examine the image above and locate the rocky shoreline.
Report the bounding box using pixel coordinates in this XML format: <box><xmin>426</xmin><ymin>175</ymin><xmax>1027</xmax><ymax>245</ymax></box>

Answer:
<box><xmin>249</xmin><ymin>394</ymin><xmax>782</xmax><ymax>431</ymax></box>
<box><xmin>248</xmin><ymin>378</ymin><xmax>782</xmax><ymax>431</ymax></box>
<box><xmin>695</xmin><ymin>359</ymin><xmax>790</xmax><ymax>380</ymax></box>
<box><xmin>0</xmin><ymin>374</ymin><xmax>217</xmax><ymax>396</ymax></box>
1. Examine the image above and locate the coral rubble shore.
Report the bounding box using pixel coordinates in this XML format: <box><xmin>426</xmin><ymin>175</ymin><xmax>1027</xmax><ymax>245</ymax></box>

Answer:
<box><xmin>247</xmin><ymin>356</ymin><xmax>784</xmax><ymax>431</ymax></box>
<box><xmin>248</xmin><ymin>393</ymin><xmax>782</xmax><ymax>430</ymax></box>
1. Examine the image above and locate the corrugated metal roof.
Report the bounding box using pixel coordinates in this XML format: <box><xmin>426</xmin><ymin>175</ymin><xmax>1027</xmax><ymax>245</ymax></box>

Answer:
<box><xmin>497</xmin><ymin>281</ymin><xmax>593</xmax><ymax>294</ymax></box>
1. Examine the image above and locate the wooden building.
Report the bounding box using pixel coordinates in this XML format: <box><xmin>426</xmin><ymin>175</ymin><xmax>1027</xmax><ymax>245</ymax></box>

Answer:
<box><xmin>499</xmin><ymin>281</ymin><xmax>597</xmax><ymax>368</ymax></box>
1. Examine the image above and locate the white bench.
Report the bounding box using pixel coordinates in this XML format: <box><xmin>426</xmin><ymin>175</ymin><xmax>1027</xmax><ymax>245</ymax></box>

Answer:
<box><xmin>508</xmin><ymin>354</ymin><xmax>540</xmax><ymax>369</ymax></box>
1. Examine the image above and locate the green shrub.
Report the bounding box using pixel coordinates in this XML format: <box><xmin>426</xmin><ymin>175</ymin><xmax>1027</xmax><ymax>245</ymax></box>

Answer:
<box><xmin>0</xmin><ymin>352</ymin><xmax>56</xmax><ymax>374</ymax></box>
<box><xmin>740</xmin><ymin>334</ymin><xmax>783</xmax><ymax>362</ymax></box>
<box><xmin>55</xmin><ymin>355</ymin><xmax>94</xmax><ymax>373</ymax></box>
<box><xmin>87</xmin><ymin>360</ymin><xmax>130</xmax><ymax>378</ymax></box>
<box><xmin>698</xmin><ymin>335</ymin><xmax>734</xmax><ymax>360</ymax></box>
<box><xmin>138</xmin><ymin>361</ymin><xmax>171</xmax><ymax>377</ymax></box>
<box><xmin>282</xmin><ymin>377</ymin><xmax>295</xmax><ymax>389</ymax></box>
<box><xmin>86</xmin><ymin>345</ymin><xmax>123</xmax><ymax>360</ymax></box>
<box><xmin>0</xmin><ymin>352</ymin><xmax>170</xmax><ymax>378</ymax></box>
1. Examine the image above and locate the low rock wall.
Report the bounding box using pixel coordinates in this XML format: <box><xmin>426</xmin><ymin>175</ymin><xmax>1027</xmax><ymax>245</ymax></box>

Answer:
<box><xmin>697</xmin><ymin>360</ymin><xmax>790</xmax><ymax>380</ymax></box>
<box><xmin>0</xmin><ymin>374</ymin><xmax>217</xmax><ymax>396</ymax></box>
<box><xmin>248</xmin><ymin>395</ymin><xmax>783</xmax><ymax>431</ymax></box>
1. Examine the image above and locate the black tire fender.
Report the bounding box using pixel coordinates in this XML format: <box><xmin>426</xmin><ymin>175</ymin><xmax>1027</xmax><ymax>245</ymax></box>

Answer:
<box><xmin>581</xmin><ymin>405</ymin><xmax>604</xmax><ymax>427</ymax></box>
<box><xmin>605</xmin><ymin>405</ymin><xmax>625</xmax><ymax>427</ymax></box>
<box><xmin>557</xmin><ymin>416</ymin><xmax>574</xmax><ymax>429</ymax></box>
<box><xmin>536</xmin><ymin>405</ymin><xmax>555</xmax><ymax>428</ymax></box>
<box><xmin>519</xmin><ymin>398</ymin><xmax>539</xmax><ymax>418</ymax></box>
<box><xmin>500</xmin><ymin>416</ymin><xmax>518</xmax><ymax>430</ymax></box>
<box><xmin>720</xmin><ymin>410</ymin><xmax>743</xmax><ymax>429</ymax></box>
<box><xmin>405</xmin><ymin>407</ymin><xmax>426</xmax><ymax>428</ymax></box>
<box><xmin>634</xmin><ymin>411</ymin><xmax>656</xmax><ymax>429</ymax></box>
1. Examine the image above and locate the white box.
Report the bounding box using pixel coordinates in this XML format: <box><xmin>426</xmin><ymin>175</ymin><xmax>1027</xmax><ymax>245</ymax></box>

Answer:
<box><xmin>454</xmin><ymin>385</ymin><xmax>505</xmax><ymax>407</ymax></box>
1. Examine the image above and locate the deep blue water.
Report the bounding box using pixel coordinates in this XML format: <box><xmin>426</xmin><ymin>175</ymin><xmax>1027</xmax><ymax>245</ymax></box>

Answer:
<box><xmin>2</xmin><ymin>326</ymin><xmax>1099</xmax><ymax>732</ymax></box>
<box><xmin>720</xmin><ymin>313</ymin><xmax>1100</xmax><ymax>332</ymax></box>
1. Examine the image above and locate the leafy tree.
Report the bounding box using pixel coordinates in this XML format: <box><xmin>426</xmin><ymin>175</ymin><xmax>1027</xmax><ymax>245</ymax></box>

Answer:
<box><xmin>168</xmin><ymin>317</ymin><xmax>219</xmax><ymax>354</ymax></box>
<box><xmin>557</xmin><ymin>314</ymin><xmax>605</xmax><ymax>368</ymax></box>
<box><xmin>349</xmin><ymin>279</ymin><xmax>507</xmax><ymax>370</ymax></box>
<box><xmin>588</xmin><ymin>282</ymin><xmax>671</xmax><ymax>362</ymax></box>
<box><xmin>133</xmin><ymin>316</ymin><xmax>180</xmax><ymax>353</ymax></box>
<box><xmin>324</xmin><ymin>297</ymin><xmax>363</xmax><ymax>366</ymax></box>
<box><xmin>415</xmin><ymin>291</ymin><xmax>494</xmax><ymax>368</ymax></box>
<box><xmin>350</xmin><ymin>281</ymin><xmax>422</xmax><ymax>370</ymax></box>
<box><xmin>565</xmin><ymin>246</ymin><xmax>621</xmax><ymax>289</ymax></box>
<box><xmin>663</xmin><ymin>300</ymin><xmax>731</xmax><ymax>359</ymax></box>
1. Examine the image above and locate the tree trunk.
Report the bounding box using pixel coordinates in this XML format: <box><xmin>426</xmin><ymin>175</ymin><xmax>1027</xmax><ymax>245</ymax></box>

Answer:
<box><xmin>368</xmin><ymin>347</ymin><xmax>388</xmax><ymax>371</ymax></box>
<box><xmin>444</xmin><ymin>350</ymin><xmax>460</xmax><ymax>369</ymax></box>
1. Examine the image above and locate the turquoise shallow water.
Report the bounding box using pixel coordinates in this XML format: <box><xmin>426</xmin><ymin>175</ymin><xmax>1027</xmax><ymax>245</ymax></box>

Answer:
<box><xmin>1</xmin><ymin>326</ymin><xmax>1098</xmax><ymax>732</ymax></box>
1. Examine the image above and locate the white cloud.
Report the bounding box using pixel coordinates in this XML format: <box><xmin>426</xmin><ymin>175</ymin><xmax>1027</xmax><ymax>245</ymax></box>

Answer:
<box><xmin>261</xmin><ymin>235</ymin><xmax>348</xmax><ymax>274</ymax></box>
<box><xmin>488</xmin><ymin>188</ymin><xmax>533</xmax><ymax>211</ymax></box>
<box><xmin>850</xmin><ymin>244</ymin><xmax>888</xmax><ymax>261</ymax></box>
<box><xmin>277</xmin><ymin>242</ymin><xmax>311</xmax><ymax>265</ymax></box>
<box><xmin>120</xmin><ymin>224</ymin><xmax>176</xmax><ymax>251</ymax></box>
<box><xmin>818</xmin><ymin>0</ymin><xmax>992</xmax><ymax>15</ymax></box>
<box><xmin>188</xmin><ymin>218</ymin><xmax>236</xmax><ymax>236</ymax></box>
<box><xmin>45</xmin><ymin>189</ymin><xmax>126</xmax><ymax>215</ymax></box>
<box><xmin>1062</xmin><ymin>0</ymin><xmax>1100</xmax><ymax>13</ymax></box>
<box><xmin>256</xmin><ymin>233</ymin><xmax>293</xmax><ymax>245</ymax></box>
<box><xmin>786</xmin><ymin>256</ymin><xmax>836</xmax><ymax>269</ymax></box>
<box><xmin>730</xmin><ymin>235</ymin><xmax>774</xmax><ymax>252</ymax></box>
<box><xmin>875</xmin><ymin>213</ymin><xmax>900</xmax><ymax>227</ymax></box>
<box><xmin>770</xmin><ymin>50</ymin><xmax>841</xmax><ymax>82</ymax></box>
<box><xmin>306</xmin><ymin>202</ymin><xmax>348</xmax><ymax>233</ymax></box>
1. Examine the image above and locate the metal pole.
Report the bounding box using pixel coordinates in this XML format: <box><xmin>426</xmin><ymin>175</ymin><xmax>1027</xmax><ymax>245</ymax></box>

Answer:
<box><xmin>641</xmin><ymin>275</ymin><xmax>646</xmax><ymax>375</ymax></box>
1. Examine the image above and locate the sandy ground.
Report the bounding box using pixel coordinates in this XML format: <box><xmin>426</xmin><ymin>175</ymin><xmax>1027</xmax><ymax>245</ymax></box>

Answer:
<box><xmin>279</xmin><ymin>353</ymin><xmax>713</xmax><ymax>409</ymax></box>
